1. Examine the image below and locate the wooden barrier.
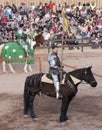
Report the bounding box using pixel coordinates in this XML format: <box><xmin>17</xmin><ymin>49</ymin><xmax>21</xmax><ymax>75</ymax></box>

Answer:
<box><xmin>0</xmin><ymin>54</ymin><xmax>102</xmax><ymax>78</ymax></box>
<box><xmin>0</xmin><ymin>56</ymin><xmax>47</xmax><ymax>72</ymax></box>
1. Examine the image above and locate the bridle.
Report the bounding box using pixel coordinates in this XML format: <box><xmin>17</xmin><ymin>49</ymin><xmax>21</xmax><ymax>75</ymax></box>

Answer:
<box><xmin>82</xmin><ymin>68</ymin><xmax>96</xmax><ymax>85</ymax></box>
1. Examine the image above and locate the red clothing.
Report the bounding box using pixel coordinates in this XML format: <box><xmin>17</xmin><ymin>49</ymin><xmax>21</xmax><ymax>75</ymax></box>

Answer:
<box><xmin>33</xmin><ymin>11</ymin><xmax>37</xmax><ymax>18</ymax></box>
<box><xmin>43</xmin><ymin>4</ymin><xmax>49</xmax><ymax>10</ymax></box>
<box><xmin>87</xmin><ymin>26</ymin><xmax>91</xmax><ymax>32</ymax></box>
<box><xmin>48</xmin><ymin>2</ymin><xmax>53</xmax><ymax>10</ymax></box>
<box><xmin>51</xmin><ymin>26</ymin><xmax>58</xmax><ymax>33</ymax></box>
<box><xmin>95</xmin><ymin>18</ymin><xmax>102</xmax><ymax>25</ymax></box>
<box><xmin>1</xmin><ymin>16</ymin><xmax>9</xmax><ymax>23</ymax></box>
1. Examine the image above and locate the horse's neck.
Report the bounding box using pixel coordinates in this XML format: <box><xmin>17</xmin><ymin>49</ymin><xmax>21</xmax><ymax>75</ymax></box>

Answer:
<box><xmin>68</xmin><ymin>69</ymin><xmax>84</xmax><ymax>81</ymax></box>
<box><xmin>27</xmin><ymin>38</ymin><xmax>36</xmax><ymax>49</ymax></box>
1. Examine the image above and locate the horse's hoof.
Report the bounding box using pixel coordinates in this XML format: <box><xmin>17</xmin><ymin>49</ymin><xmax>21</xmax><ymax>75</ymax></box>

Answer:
<box><xmin>29</xmin><ymin>68</ymin><xmax>33</xmax><ymax>72</ymax></box>
<box><xmin>24</xmin><ymin>115</ymin><xmax>28</xmax><ymax>118</ymax></box>
<box><xmin>60</xmin><ymin>117</ymin><xmax>69</xmax><ymax>123</ymax></box>
<box><xmin>12</xmin><ymin>71</ymin><xmax>15</xmax><ymax>74</ymax></box>
<box><xmin>24</xmin><ymin>70</ymin><xmax>28</xmax><ymax>73</ymax></box>
<box><xmin>3</xmin><ymin>71</ymin><xmax>7</xmax><ymax>73</ymax></box>
<box><xmin>33</xmin><ymin>118</ymin><xmax>38</xmax><ymax>121</ymax></box>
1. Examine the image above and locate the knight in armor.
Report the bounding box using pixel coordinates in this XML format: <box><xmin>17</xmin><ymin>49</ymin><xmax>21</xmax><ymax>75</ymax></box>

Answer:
<box><xmin>16</xmin><ymin>23</ymin><xmax>29</xmax><ymax>56</ymax></box>
<box><xmin>48</xmin><ymin>45</ymin><xmax>63</xmax><ymax>99</ymax></box>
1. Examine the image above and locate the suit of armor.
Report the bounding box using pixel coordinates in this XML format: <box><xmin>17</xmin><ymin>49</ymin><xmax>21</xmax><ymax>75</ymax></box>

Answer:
<box><xmin>48</xmin><ymin>51</ymin><xmax>62</xmax><ymax>99</ymax></box>
<box><xmin>16</xmin><ymin>28</ymin><xmax>28</xmax><ymax>56</ymax></box>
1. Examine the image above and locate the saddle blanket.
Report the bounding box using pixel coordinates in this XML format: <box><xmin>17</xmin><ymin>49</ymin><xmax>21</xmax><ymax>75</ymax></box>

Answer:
<box><xmin>41</xmin><ymin>74</ymin><xmax>66</xmax><ymax>84</ymax></box>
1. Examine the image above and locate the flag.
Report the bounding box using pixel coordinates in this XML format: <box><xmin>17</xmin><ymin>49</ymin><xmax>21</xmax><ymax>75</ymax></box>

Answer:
<box><xmin>61</xmin><ymin>7</ymin><xmax>65</xmax><ymax>17</ymax></box>
<box><xmin>63</xmin><ymin>15</ymin><xmax>69</xmax><ymax>33</ymax></box>
<box><xmin>61</xmin><ymin>7</ymin><xmax>70</xmax><ymax>34</ymax></box>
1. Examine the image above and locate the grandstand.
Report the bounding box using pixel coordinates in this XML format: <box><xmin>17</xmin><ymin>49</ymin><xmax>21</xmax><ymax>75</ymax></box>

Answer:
<box><xmin>0</xmin><ymin>0</ymin><xmax>101</xmax><ymax>8</ymax></box>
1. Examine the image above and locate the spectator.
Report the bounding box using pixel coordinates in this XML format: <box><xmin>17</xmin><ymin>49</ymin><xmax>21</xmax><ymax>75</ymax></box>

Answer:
<box><xmin>1</xmin><ymin>13</ymin><xmax>9</xmax><ymax>27</ymax></box>
<box><xmin>52</xmin><ymin>3</ymin><xmax>56</xmax><ymax>13</ymax></box>
<box><xmin>78</xmin><ymin>23</ymin><xmax>88</xmax><ymax>37</ymax></box>
<box><xmin>42</xmin><ymin>28</ymin><xmax>51</xmax><ymax>43</ymax></box>
<box><xmin>77</xmin><ymin>2</ymin><xmax>82</xmax><ymax>11</ymax></box>
<box><xmin>57</xmin><ymin>4</ymin><xmax>62</xmax><ymax>14</ymax></box>
<box><xmin>30</xmin><ymin>2</ymin><xmax>35</xmax><ymax>13</ymax></box>
<box><xmin>11</xmin><ymin>4</ymin><xmax>17</xmax><ymax>14</ymax></box>
<box><xmin>90</xmin><ymin>1</ymin><xmax>96</xmax><ymax>10</ymax></box>
<box><xmin>91</xmin><ymin>33</ymin><xmax>100</xmax><ymax>48</ymax></box>
<box><xmin>48</xmin><ymin>1</ymin><xmax>53</xmax><ymax>11</ymax></box>
<box><xmin>18</xmin><ymin>3</ymin><xmax>29</xmax><ymax>20</ymax></box>
<box><xmin>80</xmin><ymin>7</ymin><xmax>87</xmax><ymax>18</ymax></box>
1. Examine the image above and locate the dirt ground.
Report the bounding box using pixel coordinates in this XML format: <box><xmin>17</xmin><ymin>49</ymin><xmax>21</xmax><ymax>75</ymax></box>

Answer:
<box><xmin>0</xmin><ymin>47</ymin><xmax>102</xmax><ymax>130</ymax></box>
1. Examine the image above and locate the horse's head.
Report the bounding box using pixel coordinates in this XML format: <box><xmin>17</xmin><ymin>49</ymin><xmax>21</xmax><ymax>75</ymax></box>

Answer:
<box><xmin>83</xmin><ymin>66</ymin><xmax>97</xmax><ymax>87</ymax></box>
<box><xmin>34</xmin><ymin>34</ymin><xmax>45</xmax><ymax>47</ymax></box>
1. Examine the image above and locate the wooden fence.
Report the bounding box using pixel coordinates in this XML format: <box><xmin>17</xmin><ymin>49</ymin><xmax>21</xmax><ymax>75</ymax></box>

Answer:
<box><xmin>0</xmin><ymin>0</ymin><xmax>102</xmax><ymax>8</ymax></box>
<box><xmin>1</xmin><ymin>52</ymin><xmax>102</xmax><ymax>78</ymax></box>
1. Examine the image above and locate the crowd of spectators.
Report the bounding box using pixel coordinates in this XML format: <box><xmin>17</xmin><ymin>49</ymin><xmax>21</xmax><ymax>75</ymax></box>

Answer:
<box><xmin>0</xmin><ymin>1</ymin><xmax>102</xmax><ymax>48</ymax></box>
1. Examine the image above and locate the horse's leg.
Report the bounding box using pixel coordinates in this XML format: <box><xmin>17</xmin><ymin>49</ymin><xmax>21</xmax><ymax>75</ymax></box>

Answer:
<box><xmin>60</xmin><ymin>96</ymin><xmax>73</xmax><ymax>122</ymax></box>
<box><xmin>24</xmin><ymin>84</ymin><xmax>37</xmax><ymax>119</ymax></box>
<box><xmin>24</xmin><ymin>86</ymin><xmax>30</xmax><ymax>117</ymax></box>
<box><xmin>60</xmin><ymin>98</ymin><xmax>70</xmax><ymax>122</ymax></box>
<box><xmin>24</xmin><ymin>61</ymin><xmax>28</xmax><ymax>73</ymax></box>
<box><xmin>29</xmin><ymin>93</ymin><xmax>37</xmax><ymax>119</ymax></box>
<box><xmin>28</xmin><ymin>65</ymin><xmax>33</xmax><ymax>72</ymax></box>
<box><xmin>8</xmin><ymin>63</ymin><xmax>15</xmax><ymax>73</ymax></box>
<box><xmin>2</xmin><ymin>61</ymin><xmax>7</xmax><ymax>73</ymax></box>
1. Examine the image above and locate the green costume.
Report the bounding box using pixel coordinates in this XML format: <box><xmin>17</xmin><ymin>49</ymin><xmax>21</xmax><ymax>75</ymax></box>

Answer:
<box><xmin>2</xmin><ymin>31</ymin><xmax>34</xmax><ymax>64</ymax></box>
<box><xmin>27</xmin><ymin>29</ymin><xmax>37</xmax><ymax>39</ymax></box>
<box><xmin>16</xmin><ymin>31</ymin><xmax>28</xmax><ymax>51</ymax></box>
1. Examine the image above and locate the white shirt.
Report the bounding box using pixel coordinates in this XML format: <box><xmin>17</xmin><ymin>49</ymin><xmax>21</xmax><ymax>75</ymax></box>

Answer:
<box><xmin>43</xmin><ymin>32</ymin><xmax>51</xmax><ymax>40</ymax></box>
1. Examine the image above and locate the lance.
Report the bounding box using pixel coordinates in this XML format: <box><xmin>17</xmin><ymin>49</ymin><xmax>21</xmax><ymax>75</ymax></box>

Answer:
<box><xmin>60</xmin><ymin>28</ymin><xmax>64</xmax><ymax>81</ymax></box>
<box><xmin>60</xmin><ymin>7</ymin><xmax>65</xmax><ymax>81</ymax></box>
<box><xmin>60</xmin><ymin>7</ymin><xmax>70</xmax><ymax>81</ymax></box>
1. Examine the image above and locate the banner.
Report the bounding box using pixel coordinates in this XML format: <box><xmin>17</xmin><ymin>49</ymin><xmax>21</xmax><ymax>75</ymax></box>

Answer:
<box><xmin>61</xmin><ymin>7</ymin><xmax>70</xmax><ymax>34</ymax></box>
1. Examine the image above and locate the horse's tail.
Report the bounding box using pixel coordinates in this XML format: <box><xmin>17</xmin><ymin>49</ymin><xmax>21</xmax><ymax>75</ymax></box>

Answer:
<box><xmin>24</xmin><ymin>73</ymin><xmax>44</xmax><ymax>115</ymax></box>
<box><xmin>24</xmin><ymin>76</ymin><xmax>30</xmax><ymax>115</ymax></box>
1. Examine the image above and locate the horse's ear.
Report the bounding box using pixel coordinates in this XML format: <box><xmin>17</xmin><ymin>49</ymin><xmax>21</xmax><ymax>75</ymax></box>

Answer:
<box><xmin>87</xmin><ymin>66</ymin><xmax>92</xmax><ymax>70</ymax></box>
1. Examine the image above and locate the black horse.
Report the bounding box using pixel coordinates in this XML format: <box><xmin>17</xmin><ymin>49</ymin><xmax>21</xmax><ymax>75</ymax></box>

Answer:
<box><xmin>24</xmin><ymin>66</ymin><xmax>97</xmax><ymax>122</ymax></box>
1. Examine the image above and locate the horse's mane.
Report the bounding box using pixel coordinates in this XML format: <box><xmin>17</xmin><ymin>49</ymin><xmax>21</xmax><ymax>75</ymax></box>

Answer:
<box><xmin>68</xmin><ymin>68</ymin><xmax>85</xmax><ymax>74</ymax></box>
<box><xmin>67</xmin><ymin>68</ymin><xmax>85</xmax><ymax>78</ymax></box>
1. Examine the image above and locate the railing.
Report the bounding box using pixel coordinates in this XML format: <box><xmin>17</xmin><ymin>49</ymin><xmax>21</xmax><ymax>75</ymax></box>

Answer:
<box><xmin>46</xmin><ymin>37</ymin><xmax>102</xmax><ymax>53</ymax></box>
<box><xmin>1</xmin><ymin>53</ymin><xmax>102</xmax><ymax>78</ymax></box>
<box><xmin>0</xmin><ymin>37</ymin><xmax>102</xmax><ymax>69</ymax></box>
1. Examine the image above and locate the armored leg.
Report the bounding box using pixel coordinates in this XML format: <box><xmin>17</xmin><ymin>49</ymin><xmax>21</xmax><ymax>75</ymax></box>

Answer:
<box><xmin>52</xmin><ymin>73</ymin><xmax>62</xmax><ymax>99</ymax></box>
<box><xmin>55</xmin><ymin>82</ymin><xmax>62</xmax><ymax>99</ymax></box>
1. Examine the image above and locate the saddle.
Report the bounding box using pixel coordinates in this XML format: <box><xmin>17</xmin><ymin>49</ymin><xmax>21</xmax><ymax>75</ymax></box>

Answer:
<box><xmin>41</xmin><ymin>73</ymin><xmax>66</xmax><ymax>84</ymax></box>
